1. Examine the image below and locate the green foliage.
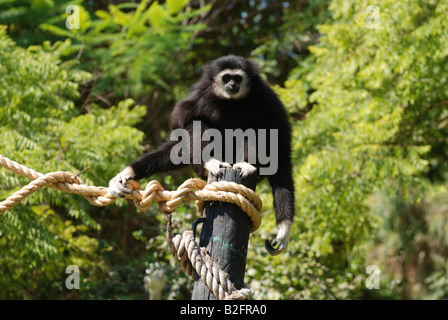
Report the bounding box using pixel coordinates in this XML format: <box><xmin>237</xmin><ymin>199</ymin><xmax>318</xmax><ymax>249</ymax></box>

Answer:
<box><xmin>0</xmin><ymin>0</ymin><xmax>83</xmax><ymax>46</ymax></box>
<box><xmin>251</xmin><ymin>0</ymin><xmax>330</xmax><ymax>80</ymax></box>
<box><xmin>41</xmin><ymin>0</ymin><xmax>207</xmax><ymax>97</ymax></box>
<box><xmin>0</xmin><ymin>28</ymin><xmax>146</xmax><ymax>298</ymax></box>
<box><xmin>269</xmin><ymin>0</ymin><xmax>448</xmax><ymax>299</ymax></box>
<box><xmin>426</xmin><ymin>254</ymin><xmax>448</xmax><ymax>300</ymax></box>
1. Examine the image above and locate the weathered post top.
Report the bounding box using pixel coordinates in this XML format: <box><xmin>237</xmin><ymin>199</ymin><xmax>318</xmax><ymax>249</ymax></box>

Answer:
<box><xmin>191</xmin><ymin>167</ymin><xmax>257</xmax><ymax>300</ymax></box>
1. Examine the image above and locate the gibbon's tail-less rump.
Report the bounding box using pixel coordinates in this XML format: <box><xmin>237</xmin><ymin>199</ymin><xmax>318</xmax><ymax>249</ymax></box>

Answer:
<box><xmin>109</xmin><ymin>55</ymin><xmax>295</xmax><ymax>255</ymax></box>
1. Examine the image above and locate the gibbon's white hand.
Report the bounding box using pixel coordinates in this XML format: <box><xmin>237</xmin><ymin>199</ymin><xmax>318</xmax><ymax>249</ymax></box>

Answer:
<box><xmin>108</xmin><ymin>167</ymin><xmax>135</xmax><ymax>198</ymax></box>
<box><xmin>265</xmin><ymin>220</ymin><xmax>292</xmax><ymax>256</ymax></box>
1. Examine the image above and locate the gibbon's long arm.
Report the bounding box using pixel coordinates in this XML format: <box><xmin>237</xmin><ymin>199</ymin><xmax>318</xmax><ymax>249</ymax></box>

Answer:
<box><xmin>132</xmin><ymin>140</ymin><xmax>187</xmax><ymax>180</ymax></box>
<box><xmin>264</xmin><ymin>106</ymin><xmax>295</xmax><ymax>255</ymax></box>
<box><xmin>110</xmin><ymin>96</ymin><xmax>202</xmax><ymax>198</ymax></box>
<box><xmin>108</xmin><ymin>140</ymin><xmax>187</xmax><ymax>197</ymax></box>
<box><xmin>109</xmin><ymin>117</ymin><xmax>213</xmax><ymax>197</ymax></box>
<box><xmin>266</xmin><ymin>164</ymin><xmax>295</xmax><ymax>255</ymax></box>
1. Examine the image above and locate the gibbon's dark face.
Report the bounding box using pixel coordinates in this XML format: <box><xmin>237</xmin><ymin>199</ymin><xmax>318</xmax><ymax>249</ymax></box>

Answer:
<box><xmin>204</xmin><ymin>55</ymin><xmax>260</xmax><ymax>100</ymax></box>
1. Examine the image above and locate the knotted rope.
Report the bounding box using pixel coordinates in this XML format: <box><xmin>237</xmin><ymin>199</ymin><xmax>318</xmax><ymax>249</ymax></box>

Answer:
<box><xmin>0</xmin><ymin>154</ymin><xmax>261</xmax><ymax>299</ymax></box>
<box><xmin>0</xmin><ymin>155</ymin><xmax>261</xmax><ymax>232</ymax></box>
<box><xmin>167</xmin><ymin>216</ymin><xmax>251</xmax><ymax>300</ymax></box>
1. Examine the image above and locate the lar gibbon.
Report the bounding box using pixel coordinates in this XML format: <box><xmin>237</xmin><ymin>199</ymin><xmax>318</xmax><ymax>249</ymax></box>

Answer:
<box><xmin>109</xmin><ymin>55</ymin><xmax>295</xmax><ymax>255</ymax></box>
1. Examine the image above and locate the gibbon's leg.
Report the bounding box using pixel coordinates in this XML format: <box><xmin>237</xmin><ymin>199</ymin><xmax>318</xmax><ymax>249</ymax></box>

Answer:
<box><xmin>190</xmin><ymin>121</ymin><xmax>233</xmax><ymax>179</ymax></box>
<box><xmin>232</xmin><ymin>136</ymin><xmax>258</xmax><ymax>178</ymax></box>
<box><xmin>109</xmin><ymin>140</ymin><xmax>187</xmax><ymax>198</ymax></box>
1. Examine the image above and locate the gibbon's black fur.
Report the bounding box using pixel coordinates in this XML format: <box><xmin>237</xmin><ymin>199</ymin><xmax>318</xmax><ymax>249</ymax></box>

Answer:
<box><xmin>109</xmin><ymin>55</ymin><xmax>295</xmax><ymax>255</ymax></box>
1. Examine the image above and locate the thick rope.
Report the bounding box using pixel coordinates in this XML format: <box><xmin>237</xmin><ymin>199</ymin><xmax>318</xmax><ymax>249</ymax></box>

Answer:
<box><xmin>166</xmin><ymin>215</ymin><xmax>251</xmax><ymax>300</ymax></box>
<box><xmin>0</xmin><ymin>154</ymin><xmax>261</xmax><ymax>300</ymax></box>
<box><xmin>0</xmin><ymin>154</ymin><xmax>262</xmax><ymax>232</ymax></box>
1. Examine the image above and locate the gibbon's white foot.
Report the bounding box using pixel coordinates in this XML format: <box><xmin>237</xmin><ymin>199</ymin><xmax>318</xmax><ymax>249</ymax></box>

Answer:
<box><xmin>108</xmin><ymin>166</ymin><xmax>135</xmax><ymax>198</ymax></box>
<box><xmin>265</xmin><ymin>220</ymin><xmax>292</xmax><ymax>256</ymax></box>
<box><xmin>204</xmin><ymin>158</ymin><xmax>232</xmax><ymax>177</ymax></box>
<box><xmin>232</xmin><ymin>162</ymin><xmax>257</xmax><ymax>179</ymax></box>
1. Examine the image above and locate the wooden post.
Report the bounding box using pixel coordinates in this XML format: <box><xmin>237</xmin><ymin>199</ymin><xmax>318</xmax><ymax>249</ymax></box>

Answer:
<box><xmin>191</xmin><ymin>167</ymin><xmax>257</xmax><ymax>300</ymax></box>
